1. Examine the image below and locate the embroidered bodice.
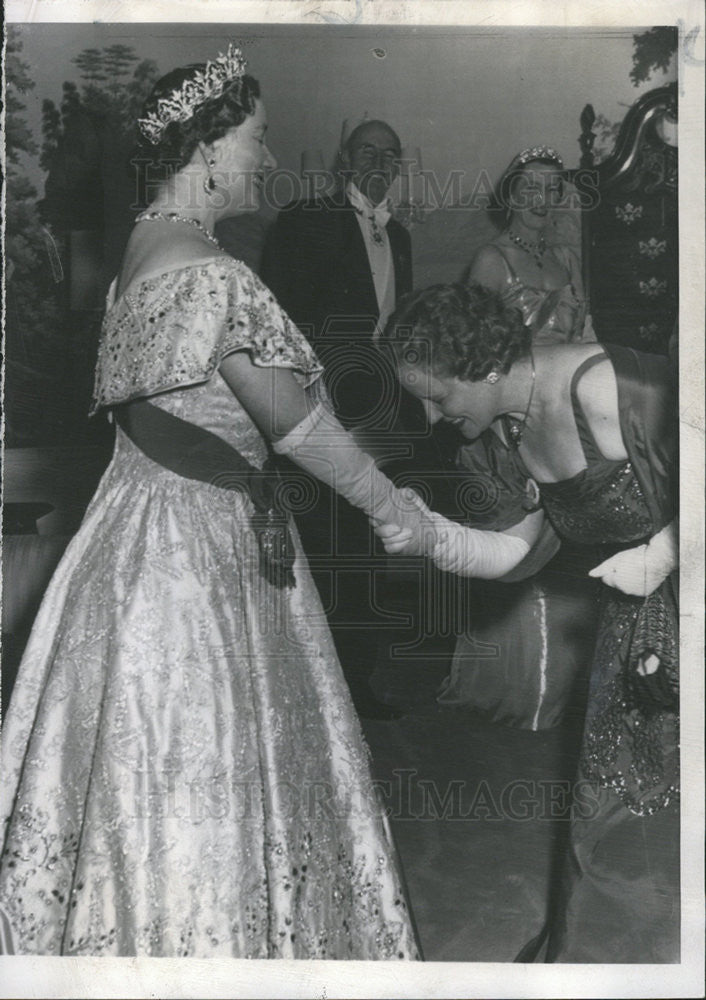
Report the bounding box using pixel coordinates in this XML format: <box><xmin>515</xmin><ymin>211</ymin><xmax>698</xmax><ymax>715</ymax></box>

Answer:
<box><xmin>91</xmin><ymin>258</ymin><xmax>324</xmax><ymax>465</ymax></box>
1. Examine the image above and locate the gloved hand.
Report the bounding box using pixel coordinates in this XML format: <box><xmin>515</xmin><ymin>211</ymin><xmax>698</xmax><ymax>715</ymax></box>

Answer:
<box><xmin>374</xmin><ymin>514</ymin><xmax>530</xmax><ymax>579</ymax></box>
<box><xmin>272</xmin><ymin>402</ymin><xmax>439</xmax><ymax>555</ymax></box>
<box><xmin>588</xmin><ymin>520</ymin><xmax>677</xmax><ymax>596</ymax></box>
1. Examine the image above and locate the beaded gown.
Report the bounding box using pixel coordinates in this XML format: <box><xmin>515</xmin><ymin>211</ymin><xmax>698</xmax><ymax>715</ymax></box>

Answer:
<box><xmin>439</xmin><ymin>242</ymin><xmax>598</xmax><ymax>729</ymax></box>
<box><xmin>522</xmin><ymin>351</ymin><xmax>679</xmax><ymax>962</ymax></box>
<box><xmin>0</xmin><ymin>258</ymin><xmax>420</xmax><ymax>959</ymax></box>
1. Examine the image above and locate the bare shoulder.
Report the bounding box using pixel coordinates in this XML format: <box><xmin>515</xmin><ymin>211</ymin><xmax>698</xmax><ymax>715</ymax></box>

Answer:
<box><xmin>537</xmin><ymin>345</ymin><xmax>625</xmax><ymax>461</ymax></box>
<box><xmin>573</xmin><ymin>350</ymin><xmax>618</xmax><ymax>414</ymax></box>
<box><xmin>538</xmin><ymin>344</ymin><xmax>616</xmax><ymax>416</ymax></box>
<box><xmin>117</xmin><ymin>225</ymin><xmax>230</xmax><ymax>296</ymax></box>
<box><xmin>572</xmin><ymin>350</ymin><xmax>626</xmax><ymax>458</ymax></box>
<box><xmin>467</xmin><ymin>243</ymin><xmax>508</xmax><ymax>291</ymax></box>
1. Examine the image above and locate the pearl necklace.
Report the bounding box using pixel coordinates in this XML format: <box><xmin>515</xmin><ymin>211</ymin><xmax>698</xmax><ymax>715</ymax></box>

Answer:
<box><xmin>135</xmin><ymin>210</ymin><xmax>224</xmax><ymax>251</ymax></box>
<box><xmin>507</xmin><ymin>228</ymin><xmax>546</xmax><ymax>267</ymax></box>
<box><xmin>506</xmin><ymin>349</ymin><xmax>536</xmax><ymax>447</ymax></box>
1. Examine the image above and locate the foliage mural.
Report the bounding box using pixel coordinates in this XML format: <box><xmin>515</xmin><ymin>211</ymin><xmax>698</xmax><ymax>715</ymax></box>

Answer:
<box><xmin>5</xmin><ymin>26</ymin><xmax>64</xmax><ymax>445</ymax></box>
<box><xmin>630</xmin><ymin>27</ymin><xmax>679</xmax><ymax>87</ymax></box>
<box><xmin>591</xmin><ymin>27</ymin><xmax>678</xmax><ymax>162</ymax></box>
<box><xmin>4</xmin><ymin>32</ymin><xmax>159</xmax><ymax>446</ymax></box>
<box><xmin>39</xmin><ymin>45</ymin><xmax>158</xmax><ymax>233</ymax></box>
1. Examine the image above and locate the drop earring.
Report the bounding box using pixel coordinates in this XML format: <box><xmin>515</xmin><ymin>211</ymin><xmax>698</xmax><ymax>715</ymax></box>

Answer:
<box><xmin>199</xmin><ymin>145</ymin><xmax>217</xmax><ymax>195</ymax></box>
<box><xmin>203</xmin><ymin>170</ymin><xmax>216</xmax><ymax>195</ymax></box>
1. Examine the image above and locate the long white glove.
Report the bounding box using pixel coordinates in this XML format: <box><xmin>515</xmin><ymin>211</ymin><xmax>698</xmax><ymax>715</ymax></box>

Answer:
<box><xmin>272</xmin><ymin>402</ymin><xmax>438</xmax><ymax>553</ymax></box>
<box><xmin>375</xmin><ymin>515</ymin><xmax>530</xmax><ymax>579</ymax></box>
<box><xmin>588</xmin><ymin>520</ymin><xmax>678</xmax><ymax>596</ymax></box>
<box><xmin>429</xmin><ymin>513</ymin><xmax>530</xmax><ymax>578</ymax></box>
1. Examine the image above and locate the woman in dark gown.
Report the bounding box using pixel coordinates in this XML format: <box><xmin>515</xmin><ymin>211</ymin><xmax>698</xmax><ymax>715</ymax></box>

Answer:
<box><xmin>439</xmin><ymin>146</ymin><xmax>599</xmax><ymax>729</ymax></box>
<box><xmin>377</xmin><ymin>283</ymin><xmax>679</xmax><ymax>962</ymax></box>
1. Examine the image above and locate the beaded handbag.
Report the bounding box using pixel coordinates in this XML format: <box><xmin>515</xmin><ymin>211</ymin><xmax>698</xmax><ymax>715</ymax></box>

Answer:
<box><xmin>626</xmin><ymin>585</ymin><xmax>678</xmax><ymax>713</ymax></box>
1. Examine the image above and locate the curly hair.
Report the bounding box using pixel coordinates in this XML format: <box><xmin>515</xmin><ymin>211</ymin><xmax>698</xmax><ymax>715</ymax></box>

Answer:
<box><xmin>382</xmin><ymin>282</ymin><xmax>531</xmax><ymax>382</ymax></box>
<box><xmin>489</xmin><ymin>153</ymin><xmax>564</xmax><ymax>229</ymax></box>
<box><xmin>132</xmin><ymin>65</ymin><xmax>260</xmax><ymax>204</ymax></box>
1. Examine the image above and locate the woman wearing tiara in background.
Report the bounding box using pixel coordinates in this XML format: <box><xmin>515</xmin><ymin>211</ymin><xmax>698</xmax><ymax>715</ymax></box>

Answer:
<box><xmin>437</xmin><ymin>147</ymin><xmax>600</xmax><ymax>730</ymax></box>
<box><xmin>468</xmin><ymin>146</ymin><xmax>593</xmax><ymax>345</ymax></box>
<box><xmin>0</xmin><ymin>46</ymin><xmax>442</xmax><ymax>959</ymax></box>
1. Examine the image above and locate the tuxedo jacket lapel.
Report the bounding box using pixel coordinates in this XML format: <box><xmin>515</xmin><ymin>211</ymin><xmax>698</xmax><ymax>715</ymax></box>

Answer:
<box><xmin>387</xmin><ymin>219</ymin><xmax>412</xmax><ymax>302</ymax></box>
<box><xmin>338</xmin><ymin>201</ymin><xmax>379</xmax><ymax>318</ymax></box>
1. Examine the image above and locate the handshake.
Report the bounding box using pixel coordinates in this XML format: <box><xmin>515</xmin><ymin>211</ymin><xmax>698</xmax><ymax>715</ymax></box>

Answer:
<box><xmin>373</xmin><ymin>486</ymin><xmax>678</xmax><ymax>595</ymax></box>
<box><xmin>369</xmin><ymin>489</ymin><xmax>531</xmax><ymax>579</ymax></box>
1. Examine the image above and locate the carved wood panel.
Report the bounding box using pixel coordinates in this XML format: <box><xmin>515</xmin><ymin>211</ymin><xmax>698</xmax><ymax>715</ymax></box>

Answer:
<box><xmin>573</xmin><ymin>85</ymin><xmax>678</xmax><ymax>355</ymax></box>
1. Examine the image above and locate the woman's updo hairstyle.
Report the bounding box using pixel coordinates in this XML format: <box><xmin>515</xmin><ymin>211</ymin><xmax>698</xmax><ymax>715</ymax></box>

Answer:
<box><xmin>383</xmin><ymin>282</ymin><xmax>531</xmax><ymax>382</ymax></box>
<box><xmin>133</xmin><ymin>63</ymin><xmax>260</xmax><ymax>203</ymax></box>
<box><xmin>488</xmin><ymin>148</ymin><xmax>564</xmax><ymax>228</ymax></box>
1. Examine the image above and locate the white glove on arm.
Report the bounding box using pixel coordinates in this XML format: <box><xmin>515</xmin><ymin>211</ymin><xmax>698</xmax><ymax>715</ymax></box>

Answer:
<box><xmin>428</xmin><ymin>512</ymin><xmax>529</xmax><ymax>579</ymax></box>
<box><xmin>588</xmin><ymin>519</ymin><xmax>678</xmax><ymax>596</ymax></box>
<box><xmin>375</xmin><ymin>513</ymin><xmax>530</xmax><ymax>579</ymax></box>
<box><xmin>272</xmin><ymin>402</ymin><xmax>437</xmax><ymax>554</ymax></box>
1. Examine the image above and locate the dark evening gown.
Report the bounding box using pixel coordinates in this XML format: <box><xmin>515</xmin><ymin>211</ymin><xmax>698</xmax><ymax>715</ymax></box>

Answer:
<box><xmin>520</xmin><ymin>351</ymin><xmax>679</xmax><ymax>962</ymax></box>
<box><xmin>440</xmin><ymin>243</ymin><xmax>598</xmax><ymax>729</ymax></box>
<box><xmin>437</xmin><ymin>428</ymin><xmax>599</xmax><ymax>729</ymax></box>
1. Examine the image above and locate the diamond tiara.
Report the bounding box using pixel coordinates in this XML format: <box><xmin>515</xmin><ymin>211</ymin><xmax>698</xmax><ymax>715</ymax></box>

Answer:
<box><xmin>515</xmin><ymin>145</ymin><xmax>564</xmax><ymax>168</ymax></box>
<box><xmin>138</xmin><ymin>43</ymin><xmax>248</xmax><ymax>145</ymax></box>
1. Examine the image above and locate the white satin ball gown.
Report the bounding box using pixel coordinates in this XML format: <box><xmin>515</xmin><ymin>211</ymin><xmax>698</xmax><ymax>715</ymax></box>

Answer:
<box><xmin>0</xmin><ymin>258</ymin><xmax>419</xmax><ymax>960</ymax></box>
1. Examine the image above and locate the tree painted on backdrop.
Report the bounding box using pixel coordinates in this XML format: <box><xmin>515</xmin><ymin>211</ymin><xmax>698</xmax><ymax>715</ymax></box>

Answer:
<box><xmin>40</xmin><ymin>44</ymin><xmax>159</xmax><ymax>233</ymax></box>
<box><xmin>4</xmin><ymin>26</ymin><xmax>65</xmax><ymax>445</ymax></box>
<box><xmin>590</xmin><ymin>27</ymin><xmax>678</xmax><ymax>163</ymax></box>
<box><xmin>5</xmin><ymin>37</ymin><xmax>159</xmax><ymax>446</ymax></box>
<box><xmin>629</xmin><ymin>27</ymin><xmax>678</xmax><ymax>87</ymax></box>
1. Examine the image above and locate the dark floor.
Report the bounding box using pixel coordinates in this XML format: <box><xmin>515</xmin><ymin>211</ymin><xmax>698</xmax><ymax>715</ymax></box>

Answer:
<box><xmin>363</xmin><ymin>638</ymin><xmax>583</xmax><ymax>963</ymax></box>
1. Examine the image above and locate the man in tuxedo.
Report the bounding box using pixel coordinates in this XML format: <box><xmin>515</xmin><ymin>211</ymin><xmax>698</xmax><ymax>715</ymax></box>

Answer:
<box><xmin>262</xmin><ymin>119</ymin><xmax>455</xmax><ymax>718</ymax></box>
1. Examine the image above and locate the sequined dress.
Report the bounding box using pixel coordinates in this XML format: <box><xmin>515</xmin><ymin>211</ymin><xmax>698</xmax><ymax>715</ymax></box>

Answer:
<box><xmin>523</xmin><ymin>352</ymin><xmax>679</xmax><ymax>962</ymax></box>
<box><xmin>0</xmin><ymin>259</ymin><xmax>420</xmax><ymax>959</ymax></box>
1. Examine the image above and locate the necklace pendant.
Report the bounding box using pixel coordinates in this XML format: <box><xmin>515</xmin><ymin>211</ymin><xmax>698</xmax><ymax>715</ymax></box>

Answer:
<box><xmin>507</xmin><ymin>419</ymin><xmax>523</xmax><ymax>445</ymax></box>
<box><xmin>506</xmin><ymin>346</ymin><xmax>535</xmax><ymax>450</ymax></box>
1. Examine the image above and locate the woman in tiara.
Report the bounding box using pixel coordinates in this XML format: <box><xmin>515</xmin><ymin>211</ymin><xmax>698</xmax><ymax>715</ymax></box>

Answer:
<box><xmin>468</xmin><ymin>145</ymin><xmax>593</xmax><ymax>345</ymax></box>
<box><xmin>377</xmin><ymin>282</ymin><xmax>679</xmax><ymax>962</ymax></box>
<box><xmin>437</xmin><ymin>147</ymin><xmax>599</xmax><ymax>730</ymax></box>
<box><xmin>0</xmin><ymin>46</ymin><xmax>459</xmax><ymax>959</ymax></box>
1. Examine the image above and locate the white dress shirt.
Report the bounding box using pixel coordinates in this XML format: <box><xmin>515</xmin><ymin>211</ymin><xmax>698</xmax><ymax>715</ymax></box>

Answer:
<box><xmin>346</xmin><ymin>182</ymin><xmax>396</xmax><ymax>338</ymax></box>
